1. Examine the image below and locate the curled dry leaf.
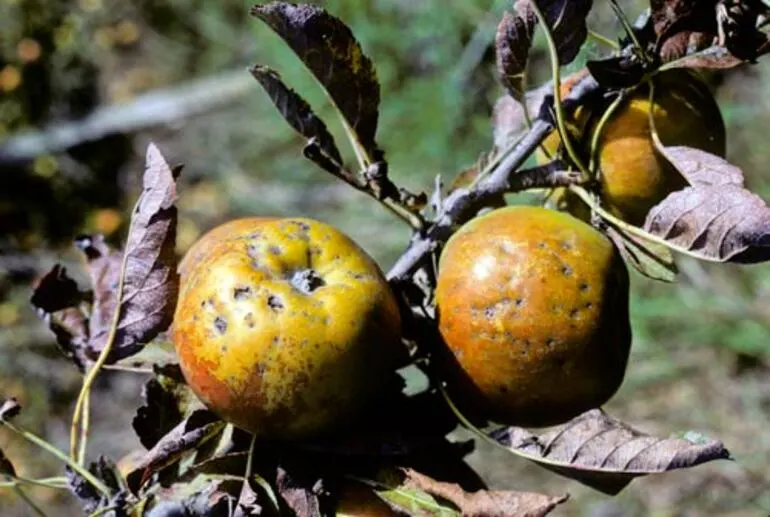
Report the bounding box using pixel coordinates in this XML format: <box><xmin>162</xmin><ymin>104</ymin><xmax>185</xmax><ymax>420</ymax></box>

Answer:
<box><xmin>251</xmin><ymin>1</ymin><xmax>381</xmax><ymax>161</ymax></box>
<box><xmin>30</xmin><ymin>264</ymin><xmax>83</xmax><ymax>313</ymax></box>
<box><xmin>126</xmin><ymin>409</ymin><xmax>224</xmax><ymax>494</ymax></box>
<box><xmin>0</xmin><ymin>448</ymin><xmax>16</xmax><ymax>477</ymax></box>
<box><xmin>495</xmin><ymin>6</ymin><xmax>537</xmax><ymax>101</ymax></box>
<box><xmin>651</xmin><ymin>0</ymin><xmax>770</xmax><ymax>62</ymax></box>
<box><xmin>491</xmin><ymin>409</ymin><xmax>731</xmax><ymax>495</ymax></box>
<box><xmin>375</xmin><ymin>468</ymin><xmax>567</xmax><ymax>517</ymax></box>
<box><xmin>133</xmin><ymin>364</ymin><xmax>204</xmax><ymax>449</ymax></box>
<box><xmin>651</xmin><ymin>0</ymin><xmax>718</xmax><ymax>47</ymax></box>
<box><xmin>523</xmin><ymin>0</ymin><xmax>593</xmax><ymax>66</ymax></box>
<box><xmin>30</xmin><ymin>265</ymin><xmax>91</xmax><ymax>369</ymax></box>
<box><xmin>66</xmin><ymin>456</ymin><xmax>124</xmax><ymax>514</ymax></box>
<box><xmin>644</xmin><ymin>145</ymin><xmax>770</xmax><ymax>263</ymax></box>
<box><xmin>250</xmin><ymin>65</ymin><xmax>343</xmax><ymax>166</ymax></box>
<box><xmin>151</xmin><ymin>475</ymin><xmax>242</xmax><ymax>517</ymax></box>
<box><xmin>84</xmin><ymin>143</ymin><xmax>180</xmax><ymax>362</ymax></box>
<box><xmin>0</xmin><ymin>398</ymin><xmax>21</xmax><ymax>421</ymax></box>
<box><xmin>660</xmin><ymin>44</ymin><xmax>745</xmax><ymax>70</ymax></box>
<box><xmin>491</xmin><ymin>83</ymin><xmax>551</xmax><ymax>150</ymax></box>
<box><xmin>585</xmin><ymin>56</ymin><xmax>647</xmax><ymax>89</ymax></box>
<box><xmin>276</xmin><ymin>466</ymin><xmax>324</xmax><ymax>517</ymax></box>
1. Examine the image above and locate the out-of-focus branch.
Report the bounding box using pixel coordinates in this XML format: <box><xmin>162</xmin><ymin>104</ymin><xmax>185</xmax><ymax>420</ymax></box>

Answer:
<box><xmin>387</xmin><ymin>73</ymin><xmax>601</xmax><ymax>282</ymax></box>
<box><xmin>0</xmin><ymin>70</ymin><xmax>257</xmax><ymax>165</ymax></box>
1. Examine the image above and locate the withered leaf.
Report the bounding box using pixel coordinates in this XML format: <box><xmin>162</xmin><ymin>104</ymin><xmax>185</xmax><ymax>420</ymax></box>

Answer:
<box><xmin>523</xmin><ymin>0</ymin><xmax>593</xmax><ymax>66</ymax></box>
<box><xmin>84</xmin><ymin>143</ymin><xmax>180</xmax><ymax>363</ymax></box>
<box><xmin>250</xmin><ymin>65</ymin><xmax>343</xmax><ymax>166</ymax></box>
<box><xmin>656</xmin><ymin>146</ymin><xmax>745</xmax><ymax>187</ymax></box>
<box><xmin>133</xmin><ymin>364</ymin><xmax>203</xmax><ymax>450</ymax></box>
<box><xmin>126</xmin><ymin>409</ymin><xmax>224</xmax><ymax>494</ymax></box>
<box><xmin>644</xmin><ymin>145</ymin><xmax>770</xmax><ymax>263</ymax></box>
<box><xmin>495</xmin><ymin>7</ymin><xmax>536</xmax><ymax>101</ymax></box>
<box><xmin>152</xmin><ymin>475</ymin><xmax>241</xmax><ymax>517</ymax></box>
<box><xmin>606</xmin><ymin>225</ymin><xmax>678</xmax><ymax>282</ymax></box>
<box><xmin>66</xmin><ymin>456</ymin><xmax>123</xmax><ymax>514</ymax></box>
<box><xmin>651</xmin><ymin>0</ymin><xmax>770</xmax><ymax>62</ymax></box>
<box><xmin>0</xmin><ymin>448</ymin><xmax>16</xmax><ymax>477</ymax></box>
<box><xmin>0</xmin><ymin>398</ymin><xmax>21</xmax><ymax>421</ymax></box>
<box><xmin>47</xmin><ymin>308</ymin><xmax>90</xmax><ymax>370</ymax></box>
<box><xmin>234</xmin><ymin>478</ymin><xmax>263</xmax><ymax>517</ymax></box>
<box><xmin>659</xmin><ymin>31</ymin><xmax>717</xmax><ymax>63</ymax></box>
<box><xmin>491</xmin><ymin>409</ymin><xmax>731</xmax><ymax>495</ymax></box>
<box><xmin>75</xmin><ymin>233</ymin><xmax>121</xmax><ymax>359</ymax></box>
<box><xmin>184</xmin><ymin>452</ymin><xmax>249</xmax><ymax>481</ymax></box>
<box><xmin>585</xmin><ymin>56</ymin><xmax>646</xmax><ymax>89</ymax></box>
<box><xmin>251</xmin><ymin>2</ymin><xmax>381</xmax><ymax>161</ymax></box>
<box><xmin>650</xmin><ymin>0</ymin><xmax>718</xmax><ymax>45</ymax></box>
<box><xmin>276</xmin><ymin>466</ymin><xmax>324</xmax><ymax>517</ymax></box>
<box><xmin>30</xmin><ymin>265</ymin><xmax>91</xmax><ymax>369</ymax></box>
<box><xmin>402</xmin><ymin>468</ymin><xmax>567</xmax><ymax>517</ymax></box>
<box><xmin>30</xmin><ymin>264</ymin><xmax>83</xmax><ymax>313</ymax></box>
<box><xmin>660</xmin><ymin>43</ymin><xmax>744</xmax><ymax>70</ymax></box>
<box><xmin>373</xmin><ymin>468</ymin><xmax>567</xmax><ymax>517</ymax></box>
<box><xmin>492</xmin><ymin>82</ymin><xmax>551</xmax><ymax>150</ymax></box>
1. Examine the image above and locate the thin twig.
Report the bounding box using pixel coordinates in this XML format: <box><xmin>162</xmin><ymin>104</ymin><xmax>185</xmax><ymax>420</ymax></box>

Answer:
<box><xmin>69</xmin><ymin>195</ymin><xmax>141</xmax><ymax>462</ymax></box>
<box><xmin>0</xmin><ymin>420</ymin><xmax>111</xmax><ymax>497</ymax></box>
<box><xmin>531</xmin><ymin>0</ymin><xmax>590</xmax><ymax>181</ymax></box>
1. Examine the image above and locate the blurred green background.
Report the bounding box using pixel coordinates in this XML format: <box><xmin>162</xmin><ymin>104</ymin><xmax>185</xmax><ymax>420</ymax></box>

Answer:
<box><xmin>1</xmin><ymin>0</ymin><xmax>770</xmax><ymax>515</ymax></box>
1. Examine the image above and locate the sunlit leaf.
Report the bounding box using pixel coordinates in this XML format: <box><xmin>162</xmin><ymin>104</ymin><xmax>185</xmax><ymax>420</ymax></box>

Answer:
<box><xmin>251</xmin><ymin>2</ymin><xmax>381</xmax><ymax>161</ymax></box>
<box><xmin>491</xmin><ymin>409</ymin><xmax>731</xmax><ymax>495</ymax></box>
<box><xmin>645</xmin><ymin>146</ymin><xmax>770</xmax><ymax>263</ymax></box>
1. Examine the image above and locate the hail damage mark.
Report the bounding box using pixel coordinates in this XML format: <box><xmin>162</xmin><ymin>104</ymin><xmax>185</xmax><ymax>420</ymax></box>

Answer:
<box><xmin>214</xmin><ymin>316</ymin><xmax>228</xmax><ymax>335</ymax></box>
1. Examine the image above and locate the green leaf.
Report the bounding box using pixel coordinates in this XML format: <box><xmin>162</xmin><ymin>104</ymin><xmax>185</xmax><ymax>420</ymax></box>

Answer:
<box><xmin>606</xmin><ymin>225</ymin><xmax>678</xmax><ymax>282</ymax></box>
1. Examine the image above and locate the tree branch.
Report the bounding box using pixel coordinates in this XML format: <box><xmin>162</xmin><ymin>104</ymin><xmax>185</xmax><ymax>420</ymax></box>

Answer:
<box><xmin>387</xmin><ymin>73</ymin><xmax>601</xmax><ymax>282</ymax></box>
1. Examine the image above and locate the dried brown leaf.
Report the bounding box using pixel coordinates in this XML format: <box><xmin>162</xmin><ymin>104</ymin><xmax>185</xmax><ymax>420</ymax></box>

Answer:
<box><xmin>30</xmin><ymin>265</ymin><xmax>92</xmax><ymax>368</ymax></box>
<box><xmin>495</xmin><ymin>7</ymin><xmax>536</xmax><ymax>100</ymax></box>
<box><xmin>250</xmin><ymin>65</ymin><xmax>343</xmax><ymax>166</ymax></box>
<box><xmin>661</xmin><ymin>43</ymin><xmax>744</xmax><ymax>69</ymax></box>
<box><xmin>651</xmin><ymin>0</ymin><xmax>770</xmax><ymax>62</ymax></box>
<box><xmin>585</xmin><ymin>56</ymin><xmax>646</xmax><ymax>89</ymax></box>
<box><xmin>65</xmin><ymin>456</ymin><xmax>123</xmax><ymax>514</ymax></box>
<box><xmin>126</xmin><ymin>410</ymin><xmax>224</xmax><ymax>494</ymax></box>
<box><xmin>524</xmin><ymin>0</ymin><xmax>593</xmax><ymax>66</ymax></box>
<box><xmin>651</xmin><ymin>0</ymin><xmax>718</xmax><ymax>43</ymax></box>
<box><xmin>83</xmin><ymin>144</ymin><xmax>180</xmax><ymax>362</ymax></box>
<box><xmin>644</xmin><ymin>145</ymin><xmax>770</xmax><ymax>263</ymax></box>
<box><xmin>492</xmin><ymin>84</ymin><xmax>550</xmax><ymax>150</ymax></box>
<box><xmin>400</xmin><ymin>468</ymin><xmax>568</xmax><ymax>517</ymax></box>
<box><xmin>152</xmin><ymin>475</ymin><xmax>241</xmax><ymax>516</ymax></box>
<box><xmin>657</xmin><ymin>146</ymin><xmax>744</xmax><ymax>187</ymax></box>
<box><xmin>659</xmin><ymin>32</ymin><xmax>718</xmax><ymax>63</ymax></box>
<box><xmin>0</xmin><ymin>448</ymin><xmax>16</xmax><ymax>477</ymax></box>
<box><xmin>251</xmin><ymin>2</ymin><xmax>381</xmax><ymax>160</ymax></box>
<box><xmin>133</xmin><ymin>364</ymin><xmax>203</xmax><ymax>450</ymax></box>
<box><xmin>276</xmin><ymin>466</ymin><xmax>324</xmax><ymax>517</ymax></box>
<box><xmin>30</xmin><ymin>264</ymin><xmax>83</xmax><ymax>313</ymax></box>
<box><xmin>491</xmin><ymin>409</ymin><xmax>731</xmax><ymax>495</ymax></box>
<box><xmin>48</xmin><ymin>308</ymin><xmax>91</xmax><ymax>369</ymax></box>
